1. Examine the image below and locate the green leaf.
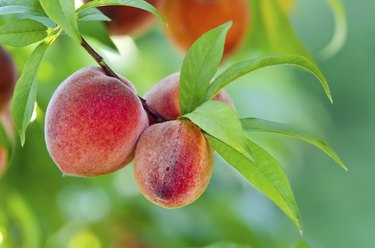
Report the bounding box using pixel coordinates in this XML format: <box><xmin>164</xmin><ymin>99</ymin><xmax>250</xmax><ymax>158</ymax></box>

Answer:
<box><xmin>0</xmin><ymin>0</ymin><xmax>53</xmax><ymax>26</ymax></box>
<box><xmin>0</xmin><ymin>5</ymin><xmax>41</xmax><ymax>16</ymax></box>
<box><xmin>0</xmin><ymin>0</ymin><xmax>53</xmax><ymax>27</ymax></box>
<box><xmin>259</xmin><ymin>0</ymin><xmax>313</xmax><ymax>59</ymax></box>
<box><xmin>207</xmin><ymin>55</ymin><xmax>333</xmax><ymax>103</ymax></box>
<box><xmin>40</xmin><ymin>0</ymin><xmax>81</xmax><ymax>43</ymax></box>
<box><xmin>320</xmin><ymin>0</ymin><xmax>347</xmax><ymax>59</ymax></box>
<box><xmin>180</xmin><ymin>22</ymin><xmax>231</xmax><ymax>114</ymax></box>
<box><xmin>0</xmin><ymin>0</ymin><xmax>41</xmax><ymax>8</ymax></box>
<box><xmin>241</xmin><ymin>118</ymin><xmax>348</xmax><ymax>171</ymax></box>
<box><xmin>78</xmin><ymin>21</ymin><xmax>118</xmax><ymax>51</ymax></box>
<box><xmin>77</xmin><ymin>8</ymin><xmax>111</xmax><ymax>22</ymax></box>
<box><xmin>0</xmin><ymin>0</ymin><xmax>44</xmax><ymax>16</ymax></box>
<box><xmin>208</xmin><ymin>135</ymin><xmax>302</xmax><ymax>233</ymax></box>
<box><xmin>12</xmin><ymin>41</ymin><xmax>50</xmax><ymax>146</ymax></box>
<box><xmin>0</xmin><ymin>0</ymin><xmax>32</xmax><ymax>7</ymax></box>
<box><xmin>245</xmin><ymin>1</ymin><xmax>270</xmax><ymax>54</ymax></box>
<box><xmin>0</xmin><ymin>19</ymin><xmax>49</xmax><ymax>47</ymax></box>
<box><xmin>76</xmin><ymin>0</ymin><xmax>166</xmax><ymax>24</ymax></box>
<box><xmin>183</xmin><ymin>101</ymin><xmax>253</xmax><ymax>161</ymax></box>
<box><xmin>17</xmin><ymin>15</ymin><xmax>56</xmax><ymax>28</ymax></box>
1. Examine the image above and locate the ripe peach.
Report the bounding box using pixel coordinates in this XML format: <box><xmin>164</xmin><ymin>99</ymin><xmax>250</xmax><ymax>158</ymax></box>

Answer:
<box><xmin>0</xmin><ymin>47</ymin><xmax>17</xmax><ymax>111</ymax></box>
<box><xmin>84</xmin><ymin>0</ymin><xmax>164</xmax><ymax>36</ymax></box>
<box><xmin>45</xmin><ymin>66</ymin><xmax>149</xmax><ymax>177</ymax></box>
<box><xmin>144</xmin><ymin>73</ymin><xmax>234</xmax><ymax>120</ymax></box>
<box><xmin>134</xmin><ymin>120</ymin><xmax>213</xmax><ymax>208</ymax></box>
<box><xmin>161</xmin><ymin>0</ymin><xmax>249</xmax><ymax>58</ymax></box>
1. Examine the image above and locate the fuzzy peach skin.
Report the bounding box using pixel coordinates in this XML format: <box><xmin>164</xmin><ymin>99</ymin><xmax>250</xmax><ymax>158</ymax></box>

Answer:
<box><xmin>144</xmin><ymin>72</ymin><xmax>234</xmax><ymax>120</ymax></box>
<box><xmin>134</xmin><ymin>120</ymin><xmax>214</xmax><ymax>208</ymax></box>
<box><xmin>161</xmin><ymin>0</ymin><xmax>249</xmax><ymax>58</ymax></box>
<box><xmin>0</xmin><ymin>47</ymin><xmax>17</xmax><ymax>111</ymax></box>
<box><xmin>45</xmin><ymin>66</ymin><xmax>149</xmax><ymax>177</ymax></box>
<box><xmin>84</xmin><ymin>0</ymin><xmax>164</xmax><ymax>36</ymax></box>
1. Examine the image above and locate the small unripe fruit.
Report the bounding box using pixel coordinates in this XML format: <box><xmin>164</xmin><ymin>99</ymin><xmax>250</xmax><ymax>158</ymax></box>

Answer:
<box><xmin>144</xmin><ymin>72</ymin><xmax>234</xmax><ymax>120</ymax></box>
<box><xmin>0</xmin><ymin>47</ymin><xmax>17</xmax><ymax>111</ymax></box>
<box><xmin>45</xmin><ymin>66</ymin><xmax>149</xmax><ymax>177</ymax></box>
<box><xmin>134</xmin><ymin>120</ymin><xmax>214</xmax><ymax>208</ymax></box>
<box><xmin>161</xmin><ymin>0</ymin><xmax>249</xmax><ymax>58</ymax></box>
<box><xmin>84</xmin><ymin>0</ymin><xmax>163</xmax><ymax>36</ymax></box>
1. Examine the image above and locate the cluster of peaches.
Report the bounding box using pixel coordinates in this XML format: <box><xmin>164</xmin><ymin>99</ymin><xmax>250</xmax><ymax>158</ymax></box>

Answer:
<box><xmin>45</xmin><ymin>67</ymin><xmax>233</xmax><ymax>209</ymax></box>
<box><xmin>1</xmin><ymin>0</ymin><xmax>293</xmax><ymax>207</ymax></box>
<box><xmin>0</xmin><ymin>0</ymin><xmax>253</xmax><ymax>207</ymax></box>
<box><xmin>45</xmin><ymin>0</ymin><xmax>251</xmax><ymax>208</ymax></box>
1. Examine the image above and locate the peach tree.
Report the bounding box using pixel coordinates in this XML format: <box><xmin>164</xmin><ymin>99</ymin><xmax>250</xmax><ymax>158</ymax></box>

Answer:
<box><xmin>0</xmin><ymin>0</ymin><xmax>347</xmax><ymax>234</ymax></box>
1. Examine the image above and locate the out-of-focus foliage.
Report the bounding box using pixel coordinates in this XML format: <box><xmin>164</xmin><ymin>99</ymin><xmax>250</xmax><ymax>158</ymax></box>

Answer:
<box><xmin>0</xmin><ymin>0</ymin><xmax>372</xmax><ymax>247</ymax></box>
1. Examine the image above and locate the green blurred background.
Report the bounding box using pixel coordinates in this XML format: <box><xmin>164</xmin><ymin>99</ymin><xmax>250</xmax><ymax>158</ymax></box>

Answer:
<box><xmin>0</xmin><ymin>0</ymin><xmax>372</xmax><ymax>247</ymax></box>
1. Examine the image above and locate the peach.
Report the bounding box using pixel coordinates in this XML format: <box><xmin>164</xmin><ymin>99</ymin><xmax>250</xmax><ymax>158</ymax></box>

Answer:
<box><xmin>144</xmin><ymin>72</ymin><xmax>234</xmax><ymax>120</ymax></box>
<box><xmin>84</xmin><ymin>0</ymin><xmax>164</xmax><ymax>36</ymax></box>
<box><xmin>0</xmin><ymin>47</ymin><xmax>17</xmax><ymax>111</ymax></box>
<box><xmin>161</xmin><ymin>0</ymin><xmax>249</xmax><ymax>58</ymax></box>
<box><xmin>134</xmin><ymin>120</ymin><xmax>213</xmax><ymax>208</ymax></box>
<box><xmin>45</xmin><ymin>66</ymin><xmax>149</xmax><ymax>177</ymax></box>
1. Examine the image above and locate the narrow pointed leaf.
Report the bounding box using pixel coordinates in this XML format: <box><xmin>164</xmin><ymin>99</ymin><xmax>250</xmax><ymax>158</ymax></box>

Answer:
<box><xmin>259</xmin><ymin>0</ymin><xmax>313</xmax><ymax>59</ymax></box>
<box><xmin>12</xmin><ymin>41</ymin><xmax>50</xmax><ymax>146</ymax></box>
<box><xmin>77</xmin><ymin>8</ymin><xmax>111</xmax><ymax>22</ymax></box>
<box><xmin>40</xmin><ymin>0</ymin><xmax>81</xmax><ymax>43</ymax></box>
<box><xmin>320</xmin><ymin>0</ymin><xmax>347</xmax><ymax>59</ymax></box>
<box><xmin>0</xmin><ymin>6</ymin><xmax>41</xmax><ymax>15</ymax></box>
<box><xmin>207</xmin><ymin>55</ymin><xmax>333</xmax><ymax>103</ymax></box>
<box><xmin>0</xmin><ymin>0</ymin><xmax>44</xmax><ymax>15</ymax></box>
<box><xmin>0</xmin><ymin>0</ymin><xmax>53</xmax><ymax>27</ymax></box>
<box><xmin>0</xmin><ymin>19</ymin><xmax>48</xmax><ymax>47</ymax></box>
<box><xmin>208</xmin><ymin>135</ymin><xmax>302</xmax><ymax>232</ymax></box>
<box><xmin>0</xmin><ymin>0</ymin><xmax>43</xmax><ymax>8</ymax></box>
<box><xmin>180</xmin><ymin>22</ymin><xmax>231</xmax><ymax>114</ymax></box>
<box><xmin>183</xmin><ymin>101</ymin><xmax>253</xmax><ymax>161</ymax></box>
<box><xmin>18</xmin><ymin>15</ymin><xmax>56</xmax><ymax>28</ymax></box>
<box><xmin>241</xmin><ymin>118</ymin><xmax>348</xmax><ymax>170</ymax></box>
